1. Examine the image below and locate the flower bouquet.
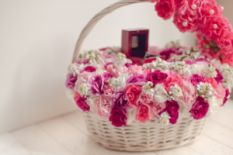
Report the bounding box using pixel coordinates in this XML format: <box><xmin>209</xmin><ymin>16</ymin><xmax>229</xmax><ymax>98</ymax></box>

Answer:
<box><xmin>66</xmin><ymin>0</ymin><xmax>233</xmax><ymax>152</ymax></box>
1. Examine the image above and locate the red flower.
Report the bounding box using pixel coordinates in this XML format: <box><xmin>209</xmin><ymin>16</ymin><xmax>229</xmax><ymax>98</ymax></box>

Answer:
<box><xmin>74</xmin><ymin>93</ymin><xmax>90</xmax><ymax>112</ymax></box>
<box><xmin>147</xmin><ymin>70</ymin><xmax>168</xmax><ymax>86</ymax></box>
<box><xmin>198</xmin><ymin>1</ymin><xmax>221</xmax><ymax>18</ymax></box>
<box><xmin>83</xmin><ymin>66</ymin><xmax>96</xmax><ymax>72</ymax></box>
<box><xmin>218</xmin><ymin>30</ymin><xmax>233</xmax><ymax>51</ymax></box>
<box><xmin>109</xmin><ymin>107</ymin><xmax>127</xmax><ymax>127</ymax></box>
<box><xmin>174</xmin><ymin>0</ymin><xmax>185</xmax><ymax>10</ymax></box>
<box><xmin>155</xmin><ymin>0</ymin><xmax>175</xmax><ymax>20</ymax></box>
<box><xmin>136</xmin><ymin>104</ymin><xmax>150</xmax><ymax>122</ymax></box>
<box><xmin>191</xmin><ymin>74</ymin><xmax>205</xmax><ymax>86</ymax></box>
<box><xmin>125</xmin><ymin>85</ymin><xmax>142</xmax><ymax>106</ymax></box>
<box><xmin>190</xmin><ymin>97</ymin><xmax>209</xmax><ymax>120</ymax></box>
<box><xmin>164</xmin><ymin>100</ymin><xmax>179</xmax><ymax>124</ymax></box>
<box><xmin>66</xmin><ymin>73</ymin><xmax>77</xmax><ymax>89</ymax></box>
<box><xmin>173</xmin><ymin>6</ymin><xmax>199</xmax><ymax>32</ymax></box>
<box><xmin>109</xmin><ymin>93</ymin><xmax>128</xmax><ymax>127</ymax></box>
<box><xmin>144</xmin><ymin>57</ymin><xmax>156</xmax><ymax>64</ymax></box>
<box><xmin>201</xmin><ymin>16</ymin><xmax>231</xmax><ymax>41</ymax></box>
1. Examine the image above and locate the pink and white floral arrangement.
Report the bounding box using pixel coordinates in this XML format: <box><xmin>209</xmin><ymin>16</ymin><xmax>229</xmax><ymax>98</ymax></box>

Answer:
<box><xmin>66</xmin><ymin>46</ymin><xmax>232</xmax><ymax>127</ymax></box>
<box><xmin>66</xmin><ymin>0</ymin><xmax>233</xmax><ymax>127</ymax></box>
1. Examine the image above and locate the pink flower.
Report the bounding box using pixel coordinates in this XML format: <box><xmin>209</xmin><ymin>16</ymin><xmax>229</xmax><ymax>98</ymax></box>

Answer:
<box><xmin>66</xmin><ymin>73</ymin><xmax>77</xmax><ymax>89</ymax></box>
<box><xmin>95</xmin><ymin>95</ymin><xmax>111</xmax><ymax>117</ymax></box>
<box><xmin>91</xmin><ymin>76</ymin><xmax>104</xmax><ymax>94</ymax></box>
<box><xmin>174</xmin><ymin>0</ymin><xmax>185</xmax><ymax>10</ymax></box>
<box><xmin>220</xmin><ymin>52</ymin><xmax>233</xmax><ymax>67</ymax></box>
<box><xmin>223</xmin><ymin>89</ymin><xmax>230</xmax><ymax>106</ymax></box>
<box><xmin>215</xmin><ymin>69</ymin><xmax>223</xmax><ymax>83</ymax></box>
<box><xmin>173</xmin><ymin>5</ymin><xmax>198</xmax><ymax>32</ymax></box>
<box><xmin>190</xmin><ymin>97</ymin><xmax>209</xmax><ymax>120</ymax></box>
<box><xmin>127</xmin><ymin>74</ymin><xmax>146</xmax><ymax>84</ymax></box>
<box><xmin>136</xmin><ymin>103</ymin><xmax>150</xmax><ymax>122</ymax></box>
<box><xmin>217</xmin><ymin>30</ymin><xmax>233</xmax><ymax>51</ymax></box>
<box><xmin>83</xmin><ymin>66</ymin><xmax>96</xmax><ymax>72</ymax></box>
<box><xmin>109</xmin><ymin>107</ymin><xmax>127</xmax><ymax>127</ymax></box>
<box><xmin>159</xmin><ymin>48</ymin><xmax>182</xmax><ymax>60</ymax></box>
<box><xmin>147</xmin><ymin>70</ymin><xmax>168</xmax><ymax>86</ymax></box>
<box><xmin>163</xmin><ymin>100</ymin><xmax>180</xmax><ymax>124</ymax></box>
<box><xmin>198</xmin><ymin>1</ymin><xmax>221</xmax><ymax>18</ymax></box>
<box><xmin>155</xmin><ymin>0</ymin><xmax>175</xmax><ymax>20</ymax></box>
<box><xmin>109</xmin><ymin>93</ymin><xmax>128</xmax><ymax>127</ymax></box>
<box><xmin>191</xmin><ymin>74</ymin><xmax>205</xmax><ymax>86</ymax></box>
<box><xmin>201</xmin><ymin>16</ymin><xmax>231</xmax><ymax>41</ymax></box>
<box><xmin>125</xmin><ymin>85</ymin><xmax>142</xmax><ymax>106</ymax></box>
<box><xmin>74</xmin><ymin>93</ymin><xmax>90</xmax><ymax>112</ymax></box>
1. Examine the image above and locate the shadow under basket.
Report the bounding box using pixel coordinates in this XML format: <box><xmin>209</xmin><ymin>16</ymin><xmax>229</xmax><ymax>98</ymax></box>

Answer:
<box><xmin>84</xmin><ymin>113</ymin><xmax>205</xmax><ymax>152</ymax></box>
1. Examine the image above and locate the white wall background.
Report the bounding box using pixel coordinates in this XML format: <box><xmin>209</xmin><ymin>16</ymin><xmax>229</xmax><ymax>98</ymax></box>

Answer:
<box><xmin>0</xmin><ymin>0</ymin><xmax>197</xmax><ymax>133</ymax></box>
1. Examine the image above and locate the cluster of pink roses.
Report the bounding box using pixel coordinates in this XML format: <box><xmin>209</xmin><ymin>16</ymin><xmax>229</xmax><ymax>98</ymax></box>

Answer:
<box><xmin>152</xmin><ymin>0</ymin><xmax>233</xmax><ymax>66</ymax></box>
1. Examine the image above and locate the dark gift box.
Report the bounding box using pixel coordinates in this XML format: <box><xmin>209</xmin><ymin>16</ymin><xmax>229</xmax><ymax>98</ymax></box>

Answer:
<box><xmin>122</xmin><ymin>29</ymin><xmax>149</xmax><ymax>58</ymax></box>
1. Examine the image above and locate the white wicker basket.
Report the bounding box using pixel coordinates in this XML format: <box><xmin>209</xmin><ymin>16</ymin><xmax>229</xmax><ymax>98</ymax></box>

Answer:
<box><xmin>84</xmin><ymin>113</ymin><xmax>205</xmax><ymax>152</ymax></box>
<box><xmin>72</xmin><ymin>0</ymin><xmax>207</xmax><ymax>152</ymax></box>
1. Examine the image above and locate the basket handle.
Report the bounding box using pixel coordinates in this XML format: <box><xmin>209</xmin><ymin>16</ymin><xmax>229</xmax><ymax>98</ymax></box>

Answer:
<box><xmin>72</xmin><ymin>0</ymin><xmax>152</xmax><ymax>62</ymax></box>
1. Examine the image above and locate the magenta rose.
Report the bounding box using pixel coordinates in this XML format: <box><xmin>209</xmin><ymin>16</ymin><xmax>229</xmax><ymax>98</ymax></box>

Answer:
<box><xmin>190</xmin><ymin>97</ymin><xmax>209</xmax><ymax>120</ymax></box>
<box><xmin>91</xmin><ymin>76</ymin><xmax>104</xmax><ymax>94</ymax></box>
<box><xmin>74</xmin><ymin>93</ymin><xmax>90</xmax><ymax>112</ymax></box>
<box><xmin>155</xmin><ymin>0</ymin><xmax>175</xmax><ymax>20</ymax></box>
<box><xmin>66</xmin><ymin>73</ymin><xmax>77</xmax><ymax>89</ymax></box>
<box><xmin>125</xmin><ymin>85</ymin><xmax>142</xmax><ymax>106</ymax></box>
<box><xmin>164</xmin><ymin>100</ymin><xmax>179</xmax><ymax>124</ymax></box>
<box><xmin>191</xmin><ymin>74</ymin><xmax>205</xmax><ymax>86</ymax></box>
<box><xmin>109</xmin><ymin>93</ymin><xmax>128</xmax><ymax>127</ymax></box>
<box><xmin>109</xmin><ymin>107</ymin><xmax>127</xmax><ymax>127</ymax></box>
<box><xmin>147</xmin><ymin>70</ymin><xmax>168</xmax><ymax>86</ymax></box>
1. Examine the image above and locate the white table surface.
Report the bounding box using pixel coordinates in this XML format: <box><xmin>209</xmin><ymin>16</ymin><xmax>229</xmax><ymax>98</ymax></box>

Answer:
<box><xmin>0</xmin><ymin>101</ymin><xmax>233</xmax><ymax>155</ymax></box>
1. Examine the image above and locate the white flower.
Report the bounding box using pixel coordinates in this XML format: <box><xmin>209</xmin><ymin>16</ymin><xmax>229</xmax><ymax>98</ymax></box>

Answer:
<box><xmin>169</xmin><ymin>84</ymin><xmax>183</xmax><ymax>98</ymax></box>
<box><xmin>221</xmin><ymin>64</ymin><xmax>233</xmax><ymax>88</ymax></box>
<box><xmin>142</xmin><ymin>82</ymin><xmax>154</xmax><ymax>96</ymax></box>
<box><xmin>153</xmin><ymin>84</ymin><xmax>168</xmax><ymax>103</ymax></box>
<box><xmin>197</xmin><ymin>82</ymin><xmax>213</xmax><ymax>98</ymax></box>
<box><xmin>159</xmin><ymin>112</ymin><xmax>170</xmax><ymax>125</ymax></box>
<box><xmin>205</xmin><ymin>65</ymin><xmax>217</xmax><ymax>78</ymax></box>
<box><xmin>171</xmin><ymin>61</ymin><xmax>191</xmax><ymax>75</ymax></box>
<box><xmin>77</xmin><ymin>83</ymin><xmax>89</xmax><ymax>96</ymax></box>
<box><xmin>109</xmin><ymin>74</ymin><xmax>128</xmax><ymax>90</ymax></box>
<box><xmin>149</xmin><ymin>57</ymin><xmax>170</xmax><ymax>70</ymax></box>
<box><xmin>190</xmin><ymin>62</ymin><xmax>208</xmax><ymax>75</ymax></box>
<box><xmin>68</xmin><ymin>63</ymin><xmax>81</xmax><ymax>73</ymax></box>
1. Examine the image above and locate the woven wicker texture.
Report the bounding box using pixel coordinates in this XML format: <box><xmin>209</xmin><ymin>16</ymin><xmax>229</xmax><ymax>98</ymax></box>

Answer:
<box><xmin>84</xmin><ymin>113</ymin><xmax>205</xmax><ymax>152</ymax></box>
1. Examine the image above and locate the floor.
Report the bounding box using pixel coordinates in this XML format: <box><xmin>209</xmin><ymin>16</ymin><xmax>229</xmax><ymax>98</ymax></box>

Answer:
<box><xmin>1</xmin><ymin>102</ymin><xmax>233</xmax><ymax>155</ymax></box>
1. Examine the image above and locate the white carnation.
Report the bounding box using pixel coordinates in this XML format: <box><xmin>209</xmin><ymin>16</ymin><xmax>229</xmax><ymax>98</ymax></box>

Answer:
<box><xmin>197</xmin><ymin>82</ymin><xmax>213</xmax><ymax>98</ymax></box>
<box><xmin>109</xmin><ymin>74</ymin><xmax>128</xmax><ymax>90</ymax></box>
<box><xmin>77</xmin><ymin>83</ymin><xmax>90</xmax><ymax>96</ymax></box>
<box><xmin>153</xmin><ymin>84</ymin><xmax>168</xmax><ymax>103</ymax></box>
<box><xmin>169</xmin><ymin>84</ymin><xmax>183</xmax><ymax>98</ymax></box>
